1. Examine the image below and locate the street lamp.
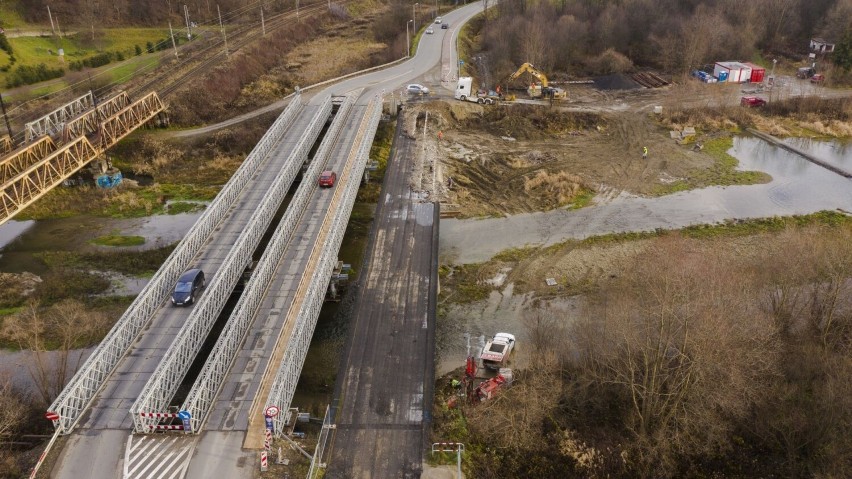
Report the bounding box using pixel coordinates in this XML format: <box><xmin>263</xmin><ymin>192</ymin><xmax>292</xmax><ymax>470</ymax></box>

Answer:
<box><xmin>406</xmin><ymin>19</ymin><xmax>413</xmax><ymax>58</ymax></box>
<box><xmin>413</xmin><ymin>3</ymin><xmax>419</xmax><ymax>33</ymax></box>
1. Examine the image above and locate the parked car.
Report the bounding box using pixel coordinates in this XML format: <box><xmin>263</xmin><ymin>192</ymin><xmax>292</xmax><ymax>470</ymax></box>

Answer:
<box><xmin>740</xmin><ymin>96</ymin><xmax>767</xmax><ymax>107</ymax></box>
<box><xmin>425</xmin><ymin>27</ymin><xmax>434</xmax><ymax>34</ymax></box>
<box><xmin>435</xmin><ymin>16</ymin><xmax>442</xmax><ymax>24</ymax></box>
<box><xmin>172</xmin><ymin>269</ymin><xmax>205</xmax><ymax>306</ymax></box>
<box><xmin>319</xmin><ymin>170</ymin><xmax>337</xmax><ymax>187</ymax></box>
<box><xmin>796</xmin><ymin>67</ymin><xmax>816</xmax><ymax>79</ymax></box>
<box><xmin>441</xmin><ymin>22</ymin><xmax>449</xmax><ymax>29</ymax></box>
<box><xmin>406</xmin><ymin>84</ymin><xmax>429</xmax><ymax>95</ymax></box>
<box><xmin>810</xmin><ymin>74</ymin><xmax>825</xmax><ymax>84</ymax></box>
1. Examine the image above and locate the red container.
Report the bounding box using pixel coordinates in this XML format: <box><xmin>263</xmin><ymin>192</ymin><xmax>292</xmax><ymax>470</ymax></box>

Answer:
<box><xmin>743</xmin><ymin>62</ymin><xmax>766</xmax><ymax>83</ymax></box>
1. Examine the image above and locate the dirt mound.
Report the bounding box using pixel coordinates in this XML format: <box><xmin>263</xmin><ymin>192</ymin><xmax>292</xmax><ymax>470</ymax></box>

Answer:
<box><xmin>461</xmin><ymin>105</ymin><xmax>604</xmax><ymax>140</ymax></box>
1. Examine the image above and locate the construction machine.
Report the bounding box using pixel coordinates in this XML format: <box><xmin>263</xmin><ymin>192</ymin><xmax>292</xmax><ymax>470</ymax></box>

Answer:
<box><xmin>506</xmin><ymin>63</ymin><xmax>567</xmax><ymax>100</ymax></box>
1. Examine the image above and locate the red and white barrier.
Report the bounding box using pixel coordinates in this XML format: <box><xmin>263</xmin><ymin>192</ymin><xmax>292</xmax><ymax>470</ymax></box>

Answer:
<box><xmin>149</xmin><ymin>424</ymin><xmax>184</xmax><ymax>430</ymax></box>
<box><xmin>260</xmin><ymin>451</ymin><xmax>268</xmax><ymax>472</ymax></box>
<box><xmin>139</xmin><ymin>412</ymin><xmax>180</xmax><ymax>418</ymax></box>
<box><xmin>264</xmin><ymin>429</ymin><xmax>272</xmax><ymax>451</ymax></box>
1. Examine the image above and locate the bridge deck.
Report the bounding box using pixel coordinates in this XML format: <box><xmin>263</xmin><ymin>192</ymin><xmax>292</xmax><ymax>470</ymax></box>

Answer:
<box><xmin>202</xmin><ymin>104</ymin><xmax>368</xmax><ymax>432</ymax></box>
<box><xmin>326</xmin><ymin>118</ymin><xmax>438</xmax><ymax>478</ymax></box>
<box><xmin>77</xmin><ymin>104</ymin><xmax>322</xmax><ymax>430</ymax></box>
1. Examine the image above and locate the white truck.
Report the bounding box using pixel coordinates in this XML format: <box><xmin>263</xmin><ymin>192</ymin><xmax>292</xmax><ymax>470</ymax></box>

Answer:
<box><xmin>480</xmin><ymin>332</ymin><xmax>516</xmax><ymax>370</ymax></box>
<box><xmin>455</xmin><ymin>77</ymin><xmax>498</xmax><ymax>105</ymax></box>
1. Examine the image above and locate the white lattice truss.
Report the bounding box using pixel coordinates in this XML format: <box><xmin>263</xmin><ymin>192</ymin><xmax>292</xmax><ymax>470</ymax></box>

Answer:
<box><xmin>179</xmin><ymin>94</ymin><xmax>357</xmax><ymax>433</ymax></box>
<box><xmin>265</xmin><ymin>95</ymin><xmax>383</xmax><ymax>437</ymax></box>
<box><xmin>130</xmin><ymin>96</ymin><xmax>333</xmax><ymax>433</ymax></box>
<box><xmin>48</xmin><ymin>93</ymin><xmax>304</xmax><ymax>434</ymax></box>
<box><xmin>24</xmin><ymin>91</ymin><xmax>94</xmax><ymax>142</ymax></box>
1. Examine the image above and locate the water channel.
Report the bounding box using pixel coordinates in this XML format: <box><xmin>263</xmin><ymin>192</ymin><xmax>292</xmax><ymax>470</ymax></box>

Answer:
<box><xmin>440</xmin><ymin>136</ymin><xmax>852</xmax><ymax>264</ymax></box>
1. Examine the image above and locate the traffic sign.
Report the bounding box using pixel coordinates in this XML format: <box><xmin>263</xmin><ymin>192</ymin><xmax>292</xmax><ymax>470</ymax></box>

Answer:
<box><xmin>45</xmin><ymin>411</ymin><xmax>59</xmax><ymax>421</ymax></box>
<box><xmin>264</xmin><ymin>405</ymin><xmax>280</xmax><ymax>418</ymax></box>
<box><xmin>178</xmin><ymin>410</ymin><xmax>192</xmax><ymax>433</ymax></box>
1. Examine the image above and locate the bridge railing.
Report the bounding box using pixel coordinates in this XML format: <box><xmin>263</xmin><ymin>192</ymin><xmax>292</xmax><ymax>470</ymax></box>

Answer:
<box><xmin>130</xmin><ymin>96</ymin><xmax>333</xmax><ymax>433</ymax></box>
<box><xmin>0</xmin><ymin>136</ymin><xmax>99</xmax><ymax>221</ymax></box>
<box><xmin>24</xmin><ymin>91</ymin><xmax>94</xmax><ymax>142</ymax></box>
<box><xmin>61</xmin><ymin>91</ymin><xmax>132</xmax><ymax>143</ymax></box>
<box><xmin>181</xmin><ymin>94</ymin><xmax>356</xmax><ymax>432</ymax></box>
<box><xmin>265</xmin><ymin>94</ymin><xmax>383</xmax><ymax>436</ymax></box>
<box><xmin>0</xmin><ymin>136</ymin><xmax>56</xmax><ymax>185</ymax></box>
<box><xmin>47</xmin><ymin>92</ymin><xmax>304</xmax><ymax>434</ymax></box>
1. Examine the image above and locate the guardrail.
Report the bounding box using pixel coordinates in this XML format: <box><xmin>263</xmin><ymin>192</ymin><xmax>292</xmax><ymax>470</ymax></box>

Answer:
<box><xmin>24</xmin><ymin>91</ymin><xmax>94</xmax><ymax>142</ymax></box>
<box><xmin>265</xmin><ymin>94</ymin><xmax>383</xmax><ymax>436</ymax></box>
<box><xmin>47</xmin><ymin>92</ymin><xmax>305</xmax><ymax>434</ymax></box>
<box><xmin>130</xmin><ymin>96</ymin><xmax>333</xmax><ymax>433</ymax></box>
<box><xmin>181</xmin><ymin>94</ymin><xmax>356</xmax><ymax>432</ymax></box>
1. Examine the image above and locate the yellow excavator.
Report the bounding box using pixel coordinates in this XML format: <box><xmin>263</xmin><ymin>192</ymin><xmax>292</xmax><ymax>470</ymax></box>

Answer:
<box><xmin>507</xmin><ymin>63</ymin><xmax>567</xmax><ymax>100</ymax></box>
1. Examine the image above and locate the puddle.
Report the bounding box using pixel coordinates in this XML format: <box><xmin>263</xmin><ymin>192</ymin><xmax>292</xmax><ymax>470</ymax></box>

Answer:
<box><xmin>436</xmin><ymin>288</ymin><xmax>580</xmax><ymax>376</ymax></box>
<box><xmin>441</xmin><ymin>136</ymin><xmax>852</xmax><ymax>264</ymax></box>
<box><xmin>0</xmin><ymin>347</ymin><xmax>94</xmax><ymax>395</ymax></box>
<box><xmin>0</xmin><ymin>212</ymin><xmax>203</xmax><ymax>273</ymax></box>
<box><xmin>781</xmin><ymin>137</ymin><xmax>852</xmax><ymax>173</ymax></box>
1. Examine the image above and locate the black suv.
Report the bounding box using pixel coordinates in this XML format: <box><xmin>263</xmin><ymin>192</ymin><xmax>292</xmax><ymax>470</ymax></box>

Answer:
<box><xmin>172</xmin><ymin>269</ymin><xmax>205</xmax><ymax>306</ymax></box>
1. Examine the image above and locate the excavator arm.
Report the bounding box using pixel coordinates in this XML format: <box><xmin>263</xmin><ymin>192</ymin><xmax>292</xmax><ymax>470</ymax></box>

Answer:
<box><xmin>508</xmin><ymin>63</ymin><xmax>549</xmax><ymax>87</ymax></box>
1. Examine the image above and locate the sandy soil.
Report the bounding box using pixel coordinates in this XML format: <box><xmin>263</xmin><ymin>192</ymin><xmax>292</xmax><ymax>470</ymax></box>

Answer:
<box><xmin>402</xmin><ymin>98</ymin><xmax>715</xmax><ymax>218</ymax></box>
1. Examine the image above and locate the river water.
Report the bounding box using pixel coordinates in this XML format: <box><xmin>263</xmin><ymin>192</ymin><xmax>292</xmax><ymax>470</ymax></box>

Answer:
<box><xmin>440</xmin><ymin>136</ymin><xmax>852</xmax><ymax>264</ymax></box>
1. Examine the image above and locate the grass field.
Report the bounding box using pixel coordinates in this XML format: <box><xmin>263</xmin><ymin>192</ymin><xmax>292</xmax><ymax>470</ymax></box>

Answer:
<box><xmin>1</xmin><ymin>27</ymin><xmax>169</xmax><ymax>87</ymax></box>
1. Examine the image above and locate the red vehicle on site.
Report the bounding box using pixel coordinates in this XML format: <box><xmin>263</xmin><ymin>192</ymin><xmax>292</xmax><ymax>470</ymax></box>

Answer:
<box><xmin>811</xmin><ymin>74</ymin><xmax>825</xmax><ymax>84</ymax></box>
<box><xmin>741</xmin><ymin>96</ymin><xmax>767</xmax><ymax>107</ymax></box>
<box><xmin>318</xmin><ymin>170</ymin><xmax>337</xmax><ymax>187</ymax></box>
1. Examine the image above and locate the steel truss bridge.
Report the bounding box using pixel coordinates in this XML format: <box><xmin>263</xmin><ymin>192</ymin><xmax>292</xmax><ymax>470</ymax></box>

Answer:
<box><xmin>0</xmin><ymin>90</ymin><xmax>166</xmax><ymax>226</ymax></box>
<box><xmin>47</xmin><ymin>89</ymin><xmax>384</xmax><ymax>478</ymax></box>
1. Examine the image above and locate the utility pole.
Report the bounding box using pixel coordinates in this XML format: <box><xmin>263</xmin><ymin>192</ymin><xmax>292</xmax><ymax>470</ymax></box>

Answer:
<box><xmin>261</xmin><ymin>6</ymin><xmax>266</xmax><ymax>36</ymax></box>
<box><xmin>217</xmin><ymin>5</ymin><xmax>228</xmax><ymax>56</ymax></box>
<box><xmin>184</xmin><ymin>4</ymin><xmax>192</xmax><ymax>39</ymax></box>
<box><xmin>0</xmin><ymin>94</ymin><xmax>14</xmax><ymax>140</ymax></box>
<box><xmin>47</xmin><ymin>6</ymin><xmax>56</xmax><ymax>35</ymax></box>
<box><xmin>413</xmin><ymin>3</ymin><xmax>418</xmax><ymax>33</ymax></box>
<box><xmin>435</xmin><ymin>0</ymin><xmax>438</xmax><ymax>19</ymax></box>
<box><xmin>296</xmin><ymin>0</ymin><xmax>300</xmax><ymax>21</ymax></box>
<box><xmin>168</xmin><ymin>21</ymin><xmax>179</xmax><ymax>58</ymax></box>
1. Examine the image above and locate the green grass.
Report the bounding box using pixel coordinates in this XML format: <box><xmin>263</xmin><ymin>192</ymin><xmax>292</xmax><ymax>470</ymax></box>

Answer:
<box><xmin>89</xmin><ymin>234</ymin><xmax>145</xmax><ymax>247</ymax></box>
<box><xmin>0</xmin><ymin>306</ymin><xmax>24</xmax><ymax>316</ymax></box>
<box><xmin>104</xmin><ymin>54</ymin><xmax>161</xmax><ymax>84</ymax></box>
<box><xmin>166</xmin><ymin>201</ymin><xmax>205</xmax><ymax>215</ymax></box>
<box><xmin>0</xmin><ymin>2</ymin><xmax>27</xmax><ymax>29</ymax></box>
<box><xmin>653</xmin><ymin>136</ymin><xmax>771</xmax><ymax>195</ymax></box>
<box><xmin>568</xmin><ymin>188</ymin><xmax>595</xmax><ymax>210</ymax></box>
<box><xmin>2</xmin><ymin>27</ymin><xmax>168</xmax><ymax>87</ymax></box>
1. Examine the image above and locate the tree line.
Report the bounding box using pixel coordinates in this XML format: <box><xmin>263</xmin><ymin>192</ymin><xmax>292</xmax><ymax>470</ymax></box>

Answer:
<box><xmin>474</xmin><ymin>0</ymin><xmax>852</xmax><ymax>80</ymax></box>
<box><xmin>452</xmin><ymin>222</ymin><xmax>852</xmax><ymax>478</ymax></box>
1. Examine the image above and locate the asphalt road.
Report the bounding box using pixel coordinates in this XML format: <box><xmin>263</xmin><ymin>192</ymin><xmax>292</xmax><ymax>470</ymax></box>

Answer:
<box><xmin>325</xmin><ymin>114</ymin><xmax>439</xmax><ymax>478</ymax></box>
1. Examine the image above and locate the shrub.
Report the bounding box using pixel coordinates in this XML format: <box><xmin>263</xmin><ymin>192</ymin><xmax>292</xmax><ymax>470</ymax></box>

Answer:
<box><xmin>5</xmin><ymin>63</ymin><xmax>64</xmax><ymax>88</ymax></box>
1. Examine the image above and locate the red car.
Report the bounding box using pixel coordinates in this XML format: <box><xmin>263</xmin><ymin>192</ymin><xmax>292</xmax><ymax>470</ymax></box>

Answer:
<box><xmin>810</xmin><ymin>74</ymin><xmax>825</xmax><ymax>84</ymax></box>
<box><xmin>318</xmin><ymin>170</ymin><xmax>337</xmax><ymax>187</ymax></box>
<box><xmin>740</xmin><ymin>96</ymin><xmax>767</xmax><ymax>108</ymax></box>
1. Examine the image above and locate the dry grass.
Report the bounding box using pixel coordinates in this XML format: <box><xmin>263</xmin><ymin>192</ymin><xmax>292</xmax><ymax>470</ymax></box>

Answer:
<box><xmin>523</xmin><ymin>170</ymin><xmax>584</xmax><ymax>207</ymax></box>
<box><xmin>284</xmin><ymin>37</ymin><xmax>386</xmax><ymax>86</ymax></box>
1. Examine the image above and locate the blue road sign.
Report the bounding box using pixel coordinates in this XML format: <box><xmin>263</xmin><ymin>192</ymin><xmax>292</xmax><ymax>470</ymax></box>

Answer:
<box><xmin>265</xmin><ymin>416</ymin><xmax>274</xmax><ymax>433</ymax></box>
<box><xmin>178</xmin><ymin>410</ymin><xmax>192</xmax><ymax>433</ymax></box>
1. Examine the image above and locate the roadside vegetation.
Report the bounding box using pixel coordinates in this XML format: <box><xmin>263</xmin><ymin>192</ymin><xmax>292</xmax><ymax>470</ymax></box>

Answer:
<box><xmin>435</xmin><ymin>214</ymin><xmax>852</xmax><ymax>478</ymax></box>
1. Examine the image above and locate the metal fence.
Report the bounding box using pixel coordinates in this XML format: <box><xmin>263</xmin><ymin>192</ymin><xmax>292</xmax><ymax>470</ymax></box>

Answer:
<box><xmin>47</xmin><ymin>92</ymin><xmax>304</xmax><ymax>434</ymax></box>
<box><xmin>306</xmin><ymin>405</ymin><xmax>336</xmax><ymax>478</ymax></box>
<box><xmin>180</xmin><ymin>93</ymin><xmax>356</xmax><ymax>432</ymax></box>
<box><xmin>265</xmin><ymin>94</ymin><xmax>383</xmax><ymax>436</ymax></box>
<box><xmin>130</xmin><ymin>96</ymin><xmax>332</xmax><ymax>433</ymax></box>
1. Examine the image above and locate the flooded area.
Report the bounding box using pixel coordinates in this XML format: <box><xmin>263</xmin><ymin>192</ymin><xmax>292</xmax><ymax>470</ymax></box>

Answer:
<box><xmin>436</xmin><ymin>136</ymin><xmax>852</xmax><ymax>373</ymax></box>
<box><xmin>0</xmin><ymin>347</ymin><xmax>93</xmax><ymax>395</ymax></box>
<box><xmin>0</xmin><ymin>212</ymin><xmax>202</xmax><ymax>273</ymax></box>
<box><xmin>440</xmin><ymin>136</ymin><xmax>852</xmax><ymax>264</ymax></box>
<box><xmin>436</xmin><ymin>286</ymin><xmax>580</xmax><ymax>376</ymax></box>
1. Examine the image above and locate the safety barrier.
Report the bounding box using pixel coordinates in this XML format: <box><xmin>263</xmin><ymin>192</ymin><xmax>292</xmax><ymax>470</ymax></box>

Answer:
<box><xmin>47</xmin><ymin>92</ymin><xmax>304</xmax><ymax>434</ymax></box>
<box><xmin>180</xmin><ymin>94</ymin><xmax>356</xmax><ymax>432</ymax></box>
<box><xmin>130</xmin><ymin>96</ymin><xmax>332</xmax><ymax>433</ymax></box>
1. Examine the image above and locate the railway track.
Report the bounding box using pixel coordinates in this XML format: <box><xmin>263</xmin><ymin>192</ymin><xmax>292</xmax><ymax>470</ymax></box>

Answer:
<box><xmin>129</xmin><ymin>0</ymin><xmax>344</xmax><ymax>99</ymax></box>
